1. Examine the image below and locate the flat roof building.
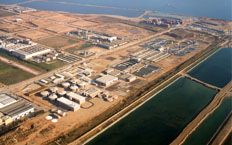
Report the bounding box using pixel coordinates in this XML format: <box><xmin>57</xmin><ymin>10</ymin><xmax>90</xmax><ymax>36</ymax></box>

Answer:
<box><xmin>0</xmin><ymin>100</ymin><xmax>34</xmax><ymax>120</ymax></box>
<box><xmin>96</xmin><ymin>75</ymin><xmax>118</xmax><ymax>87</ymax></box>
<box><xmin>0</xmin><ymin>43</ymin><xmax>51</xmax><ymax>60</ymax></box>
<box><xmin>0</xmin><ymin>94</ymin><xmax>17</xmax><ymax>109</ymax></box>
<box><xmin>67</xmin><ymin>92</ymin><xmax>85</xmax><ymax>104</ymax></box>
<box><xmin>57</xmin><ymin>97</ymin><xmax>80</xmax><ymax>111</ymax></box>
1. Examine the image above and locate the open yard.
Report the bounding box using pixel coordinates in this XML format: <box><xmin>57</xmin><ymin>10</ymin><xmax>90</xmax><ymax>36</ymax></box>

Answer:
<box><xmin>18</xmin><ymin>30</ymin><xmax>51</xmax><ymax>40</ymax></box>
<box><xmin>88</xmin><ymin>23</ymin><xmax>153</xmax><ymax>40</ymax></box>
<box><xmin>65</xmin><ymin>43</ymin><xmax>93</xmax><ymax>54</ymax></box>
<box><xmin>36</xmin><ymin>36</ymin><xmax>79</xmax><ymax>49</ymax></box>
<box><xmin>0</xmin><ymin>61</ymin><xmax>34</xmax><ymax>85</ymax></box>
<box><xmin>0</xmin><ymin>21</ymin><xmax>27</xmax><ymax>33</ymax></box>
<box><xmin>71</xmin><ymin>19</ymin><xmax>99</xmax><ymax>27</ymax></box>
<box><xmin>44</xmin><ymin>24</ymin><xmax>76</xmax><ymax>33</ymax></box>
<box><xmin>48</xmin><ymin>14</ymin><xmax>77</xmax><ymax>23</ymax></box>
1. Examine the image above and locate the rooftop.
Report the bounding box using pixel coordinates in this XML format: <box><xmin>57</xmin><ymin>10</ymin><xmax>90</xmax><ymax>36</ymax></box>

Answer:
<box><xmin>0</xmin><ymin>94</ymin><xmax>17</xmax><ymax>109</ymax></box>
<box><xmin>96</xmin><ymin>75</ymin><xmax>118</xmax><ymax>83</ymax></box>
<box><xmin>57</xmin><ymin>97</ymin><xmax>80</xmax><ymax>108</ymax></box>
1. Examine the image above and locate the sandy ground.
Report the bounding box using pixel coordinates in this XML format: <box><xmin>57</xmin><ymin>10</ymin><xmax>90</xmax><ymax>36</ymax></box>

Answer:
<box><xmin>44</xmin><ymin>24</ymin><xmax>76</xmax><ymax>33</ymax></box>
<box><xmin>88</xmin><ymin>22</ymin><xmax>153</xmax><ymax>40</ymax></box>
<box><xmin>17</xmin><ymin>29</ymin><xmax>52</xmax><ymax>40</ymax></box>
<box><xmin>14</xmin><ymin>97</ymin><xmax>122</xmax><ymax>145</ymax></box>
<box><xmin>47</xmin><ymin>14</ymin><xmax>77</xmax><ymax>23</ymax></box>
<box><xmin>0</xmin><ymin>21</ymin><xmax>27</xmax><ymax>33</ymax></box>
<box><xmin>30</xmin><ymin>11</ymin><xmax>58</xmax><ymax>18</ymax></box>
<box><xmin>70</xmin><ymin>19</ymin><xmax>100</xmax><ymax>28</ymax></box>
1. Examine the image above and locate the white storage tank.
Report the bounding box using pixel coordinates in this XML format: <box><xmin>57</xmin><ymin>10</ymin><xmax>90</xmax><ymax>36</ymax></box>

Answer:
<box><xmin>49</xmin><ymin>93</ymin><xmax>58</xmax><ymax>101</ymax></box>
<box><xmin>62</xmin><ymin>82</ymin><xmax>70</xmax><ymax>88</ymax></box>
<box><xmin>50</xmin><ymin>87</ymin><xmax>58</xmax><ymax>93</ymax></box>
<box><xmin>70</xmin><ymin>85</ymin><xmax>78</xmax><ymax>92</ymax></box>
<box><xmin>40</xmin><ymin>91</ymin><xmax>50</xmax><ymax>97</ymax></box>
<box><xmin>57</xmin><ymin>90</ymin><xmax>66</xmax><ymax>96</ymax></box>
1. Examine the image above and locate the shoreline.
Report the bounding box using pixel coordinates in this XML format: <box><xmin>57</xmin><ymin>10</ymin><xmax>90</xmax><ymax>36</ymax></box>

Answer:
<box><xmin>1</xmin><ymin>1</ymin><xmax>232</xmax><ymax>21</ymax></box>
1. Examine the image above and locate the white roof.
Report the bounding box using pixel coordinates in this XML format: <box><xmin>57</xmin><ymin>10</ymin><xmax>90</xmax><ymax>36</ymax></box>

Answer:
<box><xmin>0</xmin><ymin>94</ymin><xmax>17</xmax><ymax>109</ymax></box>
<box><xmin>67</xmin><ymin>92</ymin><xmax>85</xmax><ymax>101</ymax></box>
<box><xmin>57</xmin><ymin>97</ymin><xmax>80</xmax><ymax>108</ymax></box>
<box><xmin>96</xmin><ymin>75</ymin><xmax>118</xmax><ymax>83</ymax></box>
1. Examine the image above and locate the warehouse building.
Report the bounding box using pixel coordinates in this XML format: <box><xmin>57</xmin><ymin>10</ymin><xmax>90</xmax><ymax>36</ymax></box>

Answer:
<box><xmin>0</xmin><ymin>100</ymin><xmax>34</xmax><ymax>120</ymax></box>
<box><xmin>95</xmin><ymin>75</ymin><xmax>118</xmax><ymax>87</ymax></box>
<box><xmin>0</xmin><ymin>94</ymin><xmax>17</xmax><ymax>109</ymax></box>
<box><xmin>57</xmin><ymin>97</ymin><xmax>80</xmax><ymax>111</ymax></box>
<box><xmin>67</xmin><ymin>92</ymin><xmax>85</xmax><ymax>104</ymax></box>
<box><xmin>0</xmin><ymin>42</ymin><xmax>51</xmax><ymax>60</ymax></box>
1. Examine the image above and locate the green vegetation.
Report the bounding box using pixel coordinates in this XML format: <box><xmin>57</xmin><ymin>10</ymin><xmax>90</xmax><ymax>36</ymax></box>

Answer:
<box><xmin>0</xmin><ymin>51</ymin><xmax>67</xmax><ymax>72</ymax></box>
<box><xmin>36</xmin><ymin>36</ymin><xmax>79</xmax><ymax>48</ymax></box>
<box><xmin>0</xmin><ymin>61</ymin><xmax>34</xmax><ymax>85</ymax></box>
<box><xmin>65</xmin><ymin>43</ymin><xmax>92</xmax><ymax>54</ymax></box>
<box><xmin>183</xmin><ymin>97</ymin><xmax>232</xmax><ymax>145</ymax></box>
<box><xmin>35</xmin><ymin>60</ymin><xmax>67</xmax><ymax>72</ymax></box>
<box><xmin>0</xmin><ymin>10</ymin><xmax>16</xmax><ymax>17</ymax></box>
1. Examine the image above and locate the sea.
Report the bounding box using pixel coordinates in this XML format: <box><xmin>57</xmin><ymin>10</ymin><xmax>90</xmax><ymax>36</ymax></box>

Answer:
<box><xmin>0</xmin><ymin>0</ymin><xmax>231</xmax><ymax>20</ymax></box>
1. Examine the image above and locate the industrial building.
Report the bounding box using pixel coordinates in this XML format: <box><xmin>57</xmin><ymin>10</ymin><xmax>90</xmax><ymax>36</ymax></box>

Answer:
<box><xmin>0</xmin><ymin>40</ymin><xmax>51</xmax><ymax>60</ymax></box>
<box><xmin>66</xmin><ymin>29</ymin><xmax>127</xmax><ymax>49</ymax></box>
<box><xmin>57</xmin><ymin>97</ymin><xmax>80</xmax><ymax>111</ymax></box>
<box><xmin>0</xmin><ymin>94</ymin><xmax>17</xmax><ymax>109</ymax></box>
<box><xmin>96</xmin><ymin>75</ymin><xmax>118</xmax><ymax>87</ymax></box>
<box><xmin>0</xmin><ymin>100</ymin><xmax>34</xmax><ymax>120</ymax></box>
<box><xmin>67</xmin><ymin>92</ymin><xmax>85</xmax><ymax>104</ymax></box>
<box><xmin>84</xmin><ymin>87</ymin><xmax>100</xmax><ymax>98</ymax></box>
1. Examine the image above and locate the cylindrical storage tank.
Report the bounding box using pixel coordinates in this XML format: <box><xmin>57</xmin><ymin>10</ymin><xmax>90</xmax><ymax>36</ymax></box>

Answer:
<box><xmin>77</xmin><ymin>82</ymin><xmax>85</xmax><ymax>89</ymax></box>
<box><xmin>57</xmin><ymin>90</ymin><xmax>66</xmax><ymax>96</ymax></box>
<box><xmin>49</xmin><ymin>93</ymin><xmax>58</xmax><ymax>101</ymax></box>
<box><xmin>50</xmin><ymin>87</ymin><xmax>58</xmax><ymax>93</ymax></box>
<box><xmin>40</xmin><ymin>91</ymin><xmax>50</xmax><ymax>97</ymax></box>
<box><xmin>70</xmin><ymin>79</ymin><xmax>78</xmax><ymax>84</ymax></box>
<box><xmin>62</xmin><ymin>82</ymin><xmax>70</xmax><ymax>88</ymax></box>
<box><xmin>70</xmin><ymin>85</ymin><xmax>78</xmax><ymax>92</ymax></box>
<box><xmin>52</xmin><ymin>119</ymin><xmax>58</xmax><ymax>123</ymax></box>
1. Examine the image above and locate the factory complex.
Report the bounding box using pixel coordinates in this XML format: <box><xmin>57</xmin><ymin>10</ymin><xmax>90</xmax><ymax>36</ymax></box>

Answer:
<box><xmin>66</xmin><ymin>28</ymin><xmax>128</xmax><ymax>49</ymax></box>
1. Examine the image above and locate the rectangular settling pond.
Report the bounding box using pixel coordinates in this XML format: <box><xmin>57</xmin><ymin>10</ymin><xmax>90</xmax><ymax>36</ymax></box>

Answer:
<box><xmin>188</xmin><ymin>48</ymin><xmax>232</xmax><ymax>88</ymax></box>
<box><xmin>183</xmin><ymin>97</ymin><xmax>232</xmax><ymax>145</ymax></box>
<box><xmin>87</xmin><ymin>78</ymin><xmax>218</xmax><ymax>145</ymax></box>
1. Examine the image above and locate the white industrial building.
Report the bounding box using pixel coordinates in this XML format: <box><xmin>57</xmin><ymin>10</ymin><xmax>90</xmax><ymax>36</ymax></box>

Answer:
<box><xmin>57</xmin><ymin>97</ymin><xmax>80</xmax><ymax>111</ymax></box>
<box><xmin>96</xmin><ymin>75</ymin><xmax>118</xmax><ymax>87</ymax></box>
<box><xmin>67</xmin><ymin>92</ymin><xmax>85</xmax><ymax>104</ymax></box>
<box><xmin>0</xmin><ymin>100</ymin><xmax>34</xmax><ymax>120</ymax></box>
<box><xmin>0</xmin><ymin>94</ymin><xmax>17</xmax><ymax>109</ymax></box>
<box><xmin>0</xmin><ymin>42</ymin><xmax>51</xmax><ymax>60</ymax></box>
